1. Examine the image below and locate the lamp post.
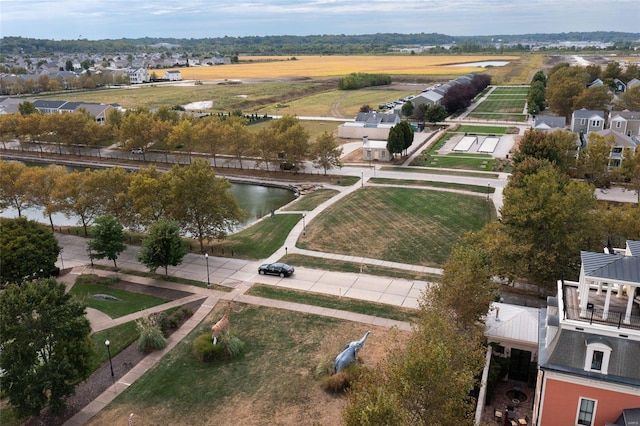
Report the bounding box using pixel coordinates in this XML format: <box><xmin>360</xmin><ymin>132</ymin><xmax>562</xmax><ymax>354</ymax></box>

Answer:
<box><xmin>105</xmin><ymin>339</ymin><xmax>114</xmax><ymax>381</ymax></box>
<box><xmin>361</xmin><ymin>171</ymin><xmax>364</xmax><ymax>187</ymax></box>
<box><xmin>204</xmin><ymin>253</ymin><xmax>210</xmax><ymax>288</ymax></box>
<box><xmin>302</xmin><ymin>214</ymin><xmax>306</xmax><ymax>237</ymax></box>
<box><xmin>487</xmin><ymin>183</ymin><xmax>490</xmax><ymax>200</ymax></box>
<box><xmin>59</xmin><ymin>248</ymin><xmax>65</xmax><ymax>270</ymax></box>
<box><xmin>367</xmin><ymin>149</ymin><xmax>372</xmax><ymax>170</ymax></box>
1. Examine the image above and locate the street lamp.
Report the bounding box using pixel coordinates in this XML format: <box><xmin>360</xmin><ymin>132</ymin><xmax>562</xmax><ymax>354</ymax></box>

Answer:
<box><xmin>59</xmin><ymin>248</ymin><xmax>65</xmax><ymax>270</ymax></box>
<box><xmin>302</xmin><ymin>214</ymin><xmax>306</xmax><ymax>237</ymax></box>
<box><xmin>204</xmin><ymin>253</ymin><xmax>210</xmax><ymax>288</ymax></box>
<box><xmin>361</xmin><ymin>171</ymin><xmax>364</xmax><ymax>187</ymax></box>
<box><xmin>105</xmin><ymin>339</ymin><xmax>114</xmax><ymax>381</ymax></box>
<box><xmin>367</xmin><ymin>149</ymin><xmax>372</xmax><ymax>170</ymax></box>
<box><xmin>487</xmin><ymin>183</ymin><xmax>490</xmax><ymax>200</ymax></box>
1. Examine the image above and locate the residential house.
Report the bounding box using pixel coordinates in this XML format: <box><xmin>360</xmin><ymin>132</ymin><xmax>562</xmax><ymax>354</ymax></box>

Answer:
<box><xmin>614</xmin><ymin>79</ymin><xmax>627</xmax><ymax>93</ymax></box>
<box><xmin>627</xmin><ymin>79</ymin><xmax>640</xmax><ymax>90</ymax></box>
<box><xmin>126</xmin><ymin>68</ymin><xmax>149</xmax><ymax>84</ymax></box>
<box><xmin>533</xmin><ymin>115</ymin><xmax>566</xmax><ymax>131</ymax></box>
<box><xmin>532</xmin><ymin>240</ymin><xmax>640</xmax><ymax>426</ymax></box>
<box><xmin>587</xmin><ymin>78</ymin><xmax>604</xmax><ymax>88</ymax></box>
<box><xmin>337</xmin><ymin>111</ymin><xmax>400</xmax><ymax>140</ymax></box>
<box><xmin>570</xmin><ymin>109</ymin><xmax>605</xmax><ymax>134</ymax></box>
<box><xmin>362</xmin><ymin>135</ymin><xmax>390</xmax><ymax>161</ymax></box>
<box><xmin>609</xmin><ymin>110</ymin><xmax>640</xmax><ymax>138</ymax></box>
<box><xmin>591</xmin><ymin>128</ymin><xmax>639</xmax><ymax>168</ymax></box>
<box><xmin>163</xmin><ymin>70</ymin><xmax>182</xmax><ymax>81</ymax></box>
<box><xmin>31</xmin><ymin>99</ymin><xmax>113</xmax><ymax>124</ymax></box>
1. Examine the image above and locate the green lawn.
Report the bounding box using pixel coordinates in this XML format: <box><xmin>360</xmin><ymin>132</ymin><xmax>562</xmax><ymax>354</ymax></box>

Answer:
<box><xmin>90</xmin><ymin>304</ymin><xmax>399</xmax><ymax>425</ymax></box>
<box><xmin>299</xmin><ymin>187</ymin><xmax>495</xmax><ymax>266</ymax></box>
<box><xmin>69</xmin><ymin>282</ymin><xmax>170</xmax><ymax>318</ymax></box>
<box><xmin>420</xmin><ymin>155</ymin><xmax>495</xmax><ymax>171</ymax></box>
<box><xmin>208</xmin><ymin>213</ymin><xmax>301</xmax><ymax>259</ymax></box>
<box><xmin>90</xmin><ymin>321</ymin><xmax>140</xmax><ymax>369</ymax></box>
<box><xmin>380</xmin><ymin>166</ymin><xmax>500</xmax><ymax>179</ymax></box>
<box><xmin>454</xmin><ymin>125</ymin><xmax>509</xmax><ymax>134</ymax></box>
<box><xmin>473</xmin><ymin>99</ymin><xmax>525</xmax><ymax>113</ymax></box>
<box><xmin>282</xmin><ymin>189</ymin><xmax>340</xmax><ymax>211</ymax></box>
<box><xmin>468</xmin><ymin>113</ymin><xmax>527</xmax><ymax>122</ymax></box>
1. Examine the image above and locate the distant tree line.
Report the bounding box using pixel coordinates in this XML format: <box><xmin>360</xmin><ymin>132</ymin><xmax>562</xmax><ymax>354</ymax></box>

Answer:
<box><xmin>2</xmin><ymin>31</ymin><xmax>638</xmax><ymax>56</ymax></box>
<box><xmin>338</xmin><ymin>73</ymin><xmax>391</xmax><ymax>90</ymax></box>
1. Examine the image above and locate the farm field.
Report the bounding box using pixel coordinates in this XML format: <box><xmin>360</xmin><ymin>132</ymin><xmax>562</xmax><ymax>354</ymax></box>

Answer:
<box><xmin>298</xmin><ymin>187</ymin><xmax>494</xmax><ymax>267</ymax></box>
<box><xmin>159</xmin><ymin>54</ymin><xmax>522</xmax><ymax>80</ymax></box>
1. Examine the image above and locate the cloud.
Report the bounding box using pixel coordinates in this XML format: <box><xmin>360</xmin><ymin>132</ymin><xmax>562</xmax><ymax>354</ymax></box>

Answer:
<box><xmin>0</xmin><ymin>0</ymin><xmax>636</xmax><ymax>39</ymax></box>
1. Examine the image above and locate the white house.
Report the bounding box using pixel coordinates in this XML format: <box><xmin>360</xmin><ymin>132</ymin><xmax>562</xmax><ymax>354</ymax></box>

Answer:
<box><xmin>126</xmin><ymin>68</ymin><xmax>150</xmax><ymax>84</ymax></box>
<box><xmin>163</xmin><ymin>70</ymin><xmax>182</xmax><ymax>81</ymax></box>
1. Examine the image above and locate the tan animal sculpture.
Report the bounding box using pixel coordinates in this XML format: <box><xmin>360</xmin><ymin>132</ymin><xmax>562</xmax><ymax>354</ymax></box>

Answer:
<box><xmin>211</xmin><ymin>302</ymin><xmax>232</xmax><ymax>345</ymax></box>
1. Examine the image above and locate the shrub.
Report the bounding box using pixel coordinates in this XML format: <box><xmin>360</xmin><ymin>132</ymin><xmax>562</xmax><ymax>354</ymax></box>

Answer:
<box><xmin>136</xmin><ymin>315</ymin><xmax>167</xmax><ymax>353</ymax></box>
<box><xmin>320</xmin><ymin>363</ymin><xmax>366</xmax><ymax>393</ymax></box>
<box><xmin>192</xmin><ymin>332</ymin><xmax>245</xmax><ymax>362</ymax></box>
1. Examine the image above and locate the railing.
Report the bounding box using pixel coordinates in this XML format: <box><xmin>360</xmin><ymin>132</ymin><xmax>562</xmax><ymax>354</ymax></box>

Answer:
<box><xmin>565</xmin><ymin>305</ymin><xmax>640</xmax><ymax>330</ymax></box>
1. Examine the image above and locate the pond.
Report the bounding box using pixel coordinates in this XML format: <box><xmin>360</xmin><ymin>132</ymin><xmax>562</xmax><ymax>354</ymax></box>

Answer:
<box><xmin>447</xmin><ymin>60</ymin><xmax>510</xmax><ymax>67</ymax></box>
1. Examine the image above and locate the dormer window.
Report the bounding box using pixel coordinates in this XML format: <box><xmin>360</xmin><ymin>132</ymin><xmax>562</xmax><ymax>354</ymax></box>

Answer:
<box><xmin>590</xmin><ymin>351</ymin><xmax>603</xmax><ymax>371</ymax></box>
<box><xmin>584</xmin><ymin>337</ymin><xmax>612</xmax><ymax>374</ymax></box>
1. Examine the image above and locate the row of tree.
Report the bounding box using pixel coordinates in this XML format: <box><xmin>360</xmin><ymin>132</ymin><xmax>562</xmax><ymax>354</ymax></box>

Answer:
<box><xmin>338</xmin><ymin>73</ymin><xmax>391</xmax><ymax>90</ymax></box>
<box><xmin>0</xmin><ymin>109</ymin><xmax>344</xmax><ymax>174</ymax></box>
<box><xmin>0</xmin><ymin>69</ymin><xmax>130</xmax><ymax>95</ymax></box>
<box><xmin>0</xmin><ymin>159</ymin><xmax>246</xmax><ymax>252</ymax></box>
<box><xmin>545</xmin><ymin>62</ymin><xmax>640</xmax><ymax>118</ymax></box>
<box><xmin>441</xmin><ymin>74</ymin><xmax>492</xmax><ymax>113</ymax></box>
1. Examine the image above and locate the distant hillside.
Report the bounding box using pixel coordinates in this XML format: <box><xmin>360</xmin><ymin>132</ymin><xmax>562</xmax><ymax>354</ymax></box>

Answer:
<box><xmin>1</xmin><ymin>32</ymin><xmax>638</xmax><ymax>56</ymax></box>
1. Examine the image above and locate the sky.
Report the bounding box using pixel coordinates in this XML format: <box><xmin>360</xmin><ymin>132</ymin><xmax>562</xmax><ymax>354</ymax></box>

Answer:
<box><xmin>0</xmin><ymin>0</ymin><xmax>638</xmax><ymax>40</ymax></box>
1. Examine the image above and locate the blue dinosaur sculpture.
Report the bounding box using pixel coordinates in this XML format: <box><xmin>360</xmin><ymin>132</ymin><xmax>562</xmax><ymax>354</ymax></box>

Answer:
<box><xmin>334</xmin><ymin>330</ymin><xmax>370</xmax><ymax>373</ymax></box>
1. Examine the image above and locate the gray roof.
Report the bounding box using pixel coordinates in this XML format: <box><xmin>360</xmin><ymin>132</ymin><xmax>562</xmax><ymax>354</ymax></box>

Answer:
<box><xmin>542</xmin><ymin>328</ymin><xmax>640</xmax><ymax>387</ymax></box>
<box><xmin>355</xmin><ymin>112</ymin><xmax>399</xmax><ymax>124</ymax></box>
<box><xmin>33</xmin><ymin>100</ymin><xmax>67</xmax><ymax>109</ymax></box>
<box><xmin>610</xmin><ymin>110</ymin><xmax>640</xmax><ymax>121</ymax></box>
<box><xmin>572</xmin><ymin>108</ymin><xmax>605</xmax><ymax>119</ymax></box>
<box><xmin>415</xmin><ymin>91</ymin><xmax>443</xmax><ymax>103</ymax></box>
<box><xmin>534</xmin><ymin>115</ymin><xmax>566</xmax><ymax>129</ymax></box>
<box><xmin>581</xmin><ymin>250</ymin><xmax>640</xmax><ymax>283</ymax></box>
<box><xmin>592</xmin><ymin>129</ymin><xmax>638</xmax><ymax>148</ymax></box>
<box><xmin>628</xmin><ymin>241</ymin><xmax>640</xmax><ymax>256</ymax></box>
<box><xmin>614</xmin><ymin>409</ymin><xmax>640</xmax><ymax>426</ymax></box>
<box><xmin>628</xmin><ymin>79</ymin><xmax>640</xmax><ymax>89</ymax></box>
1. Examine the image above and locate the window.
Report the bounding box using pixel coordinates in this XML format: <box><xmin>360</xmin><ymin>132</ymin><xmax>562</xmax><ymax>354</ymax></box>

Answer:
<box><xmin>577</xmin><ymin>398</ymin><xmax>596</xmax><ymax>426</ymax></box>
<box><xmin>616</xmin><ymin>121</ymin><xmax>622</xmax><ymax>128</ymax></box>
<box><xmin>591</xmin><ymin>120</ymin><xmax>601</xmax><ymax>127</ymax></box>
<box><xmin>591</xmin><ymin>351</ymin><xmax>603</xmax><ymax>370</ymax></box>
<box><xmin>581</xmin><ymin>118</ymin><xmax>586</xmax><ymax>125</ymax></box>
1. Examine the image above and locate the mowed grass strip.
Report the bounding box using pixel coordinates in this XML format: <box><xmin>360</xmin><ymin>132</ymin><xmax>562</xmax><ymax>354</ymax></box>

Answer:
<box><xmin>89</xmin><ymin>304</ymin><xmax>405</xmax><ymax>425</ymax></box>
<box><xmin>491</xmin><ymin>87</ymin><xmax>529</xmax><ymax>94</ymax></box>
<box><xmin>369</xmin><ymin>177</ymin><xmax>496</xmax><ymax>194</ymax></box>
<box><xmin>421</xmin><ymin>155</ymin><xmax>495</xmax><ymax>171</ymax></box>
<box><xmin>468</xmin><ymin>113</ymin><xmax>527</xmax><ymax>122</ymax></box>
<box><xmin>454</xmin><ymin>125</ymin><xmax>509</xmax><ymax>134</ymax></box>
<box><xmin>473</xmin><ymin>99</ymin><xmax>526</xmax><ymax>113</ymax></box>
<box><xmin>280</xmin><ymin>253</ymin><xmax>442</xmax><ymax>282</ymax></box>
<box><xmin>282</xmin><ymin>189</ymin><xmax>340</xmax><ymax>211</ymax></box>
<box><xmin>299</xmin><ymin>187</ymin><xmax>494</xmax><ymax>266</ymax></box>
<box><xmin>380</xmin><ymin>165</ymin><xmax>500</xmax><ymax>178</ymax></box>
<box><xmin>247</xmin><ymin>284</ymin><xmax>419</xmax><ymax>322</ymax></box>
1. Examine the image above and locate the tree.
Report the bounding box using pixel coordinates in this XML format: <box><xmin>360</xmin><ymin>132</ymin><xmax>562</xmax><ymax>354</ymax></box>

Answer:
<box><xmin>619</xmin><ymin>148</ymin><xmax>640</xmax><ymax>203</ymax></box>
<box><xmin>500</xmin><ymin>164</ymin><xmax>603</xmax><ymax>290</ymax></box>
<box><xmin>527</xmin><ymin>80</ymin><xmax>546</xmax><ymax>115</ymax></box>
<box><xmin>512</xmin><ymin>129</ymin><xmax>578</xmax><ymax>174</ymax></box>
<box><xmin>546</xmin><ymin>65</ymin><xmax>587</xmax><ymax>118</ymax></box>
<box><xmin>400</xmin><ymin>101</ymin><xmax>414</xmax><ymax>118</ymax></box>
<box><xmin>18</xmin><ymin>100</ymin><xmax>37</xmax><ymax>115</ymax></box>
<box><xmin>614</xmin><ymin>85</ymin><xmax>640</xmax><ymax>111</ymax></box>
<box><xmin>311</xmin><ymin>131</ymin><xmax>343</xmax><ymax>175</ymax></box>
<box><xmin>166</xmin><ymin>159</ymin><xmax>246</xmax><ymax>252</ymax></box>
<box><xmin>128</xmin><ymin>166</ymin><xmax>171</xmax><ymax>229</ymax></box>
<box><xmin>87</xmin><ymin>214</ymin><xmax>127</xmax><ymax>269</ymax></box>
<box><xmin>397</xmin><ymin>120</ymin><xmax>414</xmax><ymax>154</ymax></box>
<box><xmin>572</xmin><ymin>85</ymin><xmax>613</xmax><ymax>111</ymax></box>
<box><xmin>386</xmin><ymin>125</ymin><xmax>404</xmax><ymax>159</ymax></box>
<box><xmin>344</xmin><ymin>293</ymin><xmax>486</xmax><ymax>425</ymax></box>
<box><xmin>0</xmin><ymin>160</ymin><xmax>32</xmax><ymax>216</ymax></box>
<box><xmin>531</xmin><ymin>70</ymin><xmax>547</xmax><ymax>86</ymax></box>
<box><xmin>270</xmin><ymin>115</ymin><xmax>310</xmax><ymax>169</ymax></box>
<box><xmin>424</xmin><ymin>104</ymin><xmax>448</xmax><ymax>124</ymax></box>
<box><xmin>137</xmin><ymin>220</ymin><xmax>186</xmax><ymax>276</ymax></box>
<box><xmin>433</xmin><ymin>243</ymin><xmax>498</xmax><ymax>329</ymax></box>
<box><xmin>578</xmin><ymin>133</ymin><xmax>615</xmax><ymax>187</ymax></box>
<box><xmin>0</xmin><ymin>278</ymin><xmax>93</xmax><ymax>417</ymax></box>
<box><xmin>22</xmin><ymin>164</ymin><xmax>67</xmax><ymax>230</ymax></box>
<box><xmin>51</xmin><ymin>169</ymin><xmax>102</xmax><ymax>236</ymax></box>
<box><xmin>222</xmin><ymin>116</ymin><xmax>254</xmax><ymax>169</ymax></box>
<box><xmin>0</xmin><ymin>217</ymin><xmax>60</xmax><ymax>285</ymax></box>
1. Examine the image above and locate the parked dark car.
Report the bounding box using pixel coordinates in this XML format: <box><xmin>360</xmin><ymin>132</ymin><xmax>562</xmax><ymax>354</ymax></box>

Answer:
<box><xmin>258</xmin><ymin>262</ymin><xmax>295</xmax><ymax>277</ymax></box>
